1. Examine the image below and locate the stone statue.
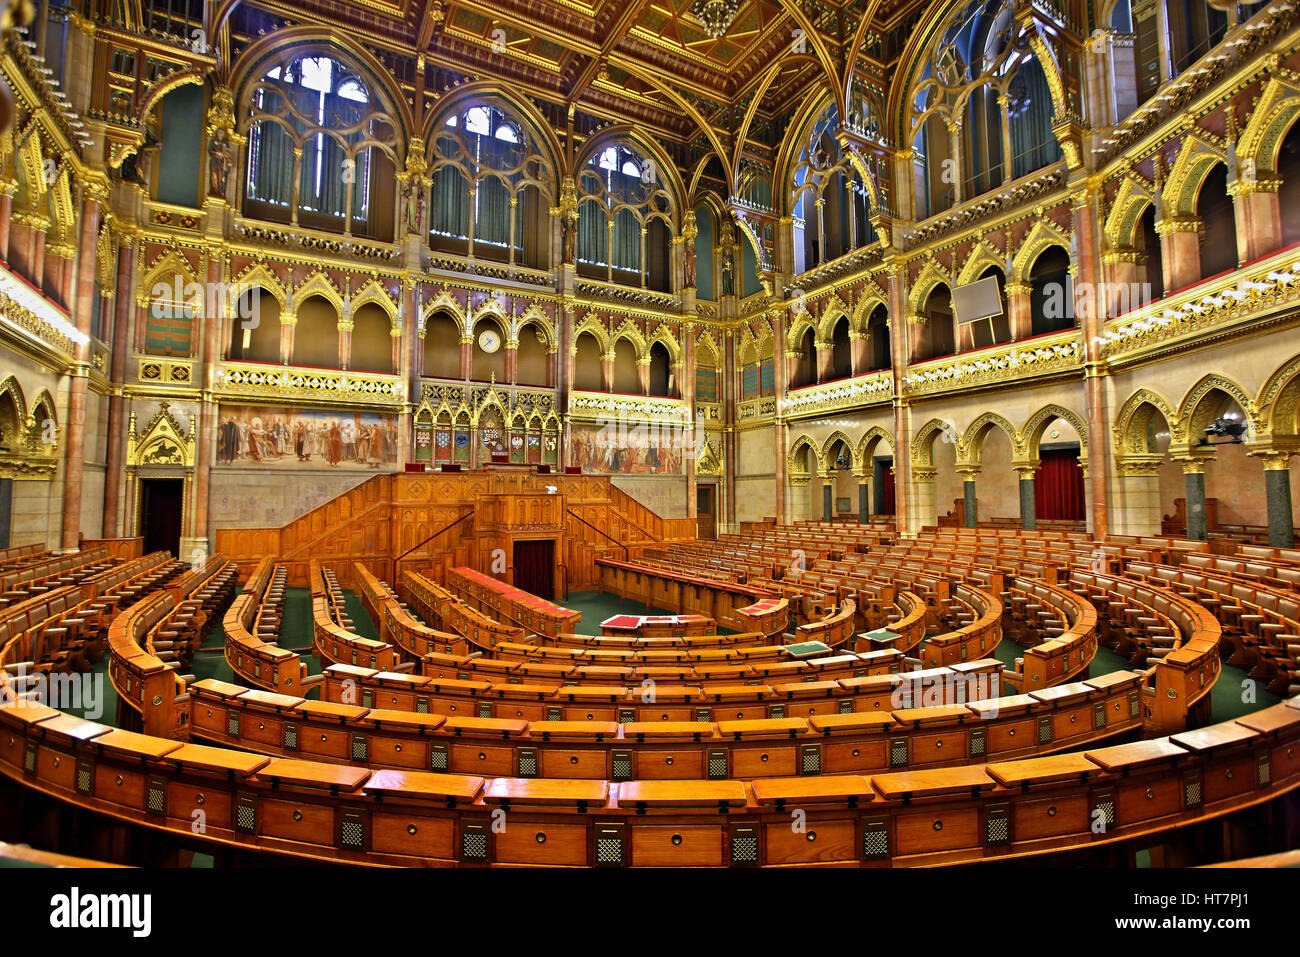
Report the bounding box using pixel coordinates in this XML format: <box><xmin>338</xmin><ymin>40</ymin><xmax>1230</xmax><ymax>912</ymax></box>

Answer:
<box><xmin>561</xmin><ymin>213</ymin><xmax>576</xmax><ymax>265</ymax></box>
<box><xmin>207</xmin><ymin>128</ymin><xmax>233</xmax><ymax>200</ymax></box>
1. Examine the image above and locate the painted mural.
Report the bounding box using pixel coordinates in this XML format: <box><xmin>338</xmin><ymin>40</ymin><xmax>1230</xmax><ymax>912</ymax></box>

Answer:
<box><xmin>216</xmin><ymin>406</ymin><xmax>399</xmax><ymax>469</ymax></box>
<box><xmin>569</xmin><ymin>423</ymin><xmax>685</xmax><ymax>474</ymax></box>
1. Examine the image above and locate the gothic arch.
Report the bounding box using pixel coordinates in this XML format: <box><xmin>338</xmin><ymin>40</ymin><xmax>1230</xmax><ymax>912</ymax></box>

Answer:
<box><xmin>1237</xmin><ymin>75</ymin><xmax>1300</xmax><ymax>177</ymax></box>
<box><xmin>229</xmin><ymin>29</ymin><xmax>413</xmax><ymax>157</ymax></box>
<box><xmin>291</xmin><ymin>272</ymin><xmax>346</xmax><ymax>316</ymax></box>
<box><xmin>957</xmin><ymin>240</ymin><xmax>1008</xmax><ymax>286</ymax></box>
<box><xmin>821</xmin><ymin>430</ymin><xmax>857</xmax><ymax>471</ymax></box>
<box><xmin>961</xmin><ymin>412</ymin><xmax>1022</xmax><ymax>464</ymax></box>
<box><xmin>648</xmin><ymin>323</ymin><xmax>682</xmax><ymax>364</ymax></box>
<box><xmin>1011</xmin><ymin>220</ymin><xmax>1073</xmax><ymax>284</ymax></box>
<box><xmin>907</xmin><ymin>259</ymin><xmax>952</xmax><ymax>316</ymax></box>
<box><xmin>570</xmin><ymin>314</ymin><xmax>611</xmax><ymax>355</ymax></box>
<box><xmin>420</xmin><ymin>289</ymin><xmax>467</xmax><ymax>337</ymax></box>
<box><xmin>573</xmin><ymin>126</ymin><xmax>685</xmax><ymax>226</ymax></box>
<box><xmin>513</xmin><ymin>304</ymin><xmax>557</xmax><ymax>352</ymax></box>
<box><xmin>230</xmin><ymin>262</ymin><xmax>289</xmax><ymax>307</ymax></box>
<box><xmin>787</xmin><ymin>433</ymin><xmax>823</xmax><ymax>477</ymax></box>
<box><xmin>1112</xmin><ymin>388</ymin><xmax>1179</xmax><ymax>456</ymax></box>
<box><xmin>850</xmin><ymin>282</ymin><xmax>889</xmax><ymax>333</ymax></box>
<box><xmin>610</xmin><ymin>319</ymin><xmax>648</xmax><ymax>360</ymax></box>
<box><xmin>856</xmin><ymin>426</ymin><xmax>895</xmax><ymax>468</ymax></box>
<box><xmin>422</xmin><ymin>82</ymin><xmax>564</xmax><ymax>182</ymax></box>
<box><xmin>469</xmin><ymin>297</ymin><xmax>510</xmax><ymax>340</ymax></box>
<box><xmin>815</xmin><ymin>294</ymin><xmax>853</xmax><ymax>340</ymax></box>
<box><xmin>911</xmin><ymin>417</ymin><xmax>960</xmax><ymax>470</ymax></box>
<box><xmin>140</xmin><ymin>249</ymin><xmax>202</xmax><ymax>310</ymax></box>
<box><xmin>1163</xmin><ymin>132</ymin><xmax>1229</xmax><ymax>219</ymax></box>
<box><xmin>786</xmin><ymin>310</ymin><xmax>817</xmax><ymax>351</ymax></box>
<box><xmin>1103</xmin><ymin>173</ymin><xmax>1158</xmax><ymax>251</ymax></box>
<box><xmin>1021</xmin><ymin>403</ymin><xmax>1088</xmax><ymax>463</ymax></box>
<box><xmin>1176</xmin><ymin>373</ymin><xmax>1257</xmax><ymax>446</ymax></box>
<box><xmin>349</xmin><ymin>279</ymin><xmax>399</xmax><ymax>321</ymax></box>
<box><xmin>1256</xmin><ymin>351</ymin><xmax>1300</xmax><ymax>439</ymax></box>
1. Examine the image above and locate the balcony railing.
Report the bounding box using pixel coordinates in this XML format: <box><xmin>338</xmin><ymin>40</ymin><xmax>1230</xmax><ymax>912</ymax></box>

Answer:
<box><xmin>215</xmin><ymin>361</ymin><xmax>404</xmax><ymax>408</ymax></box>
<box><xmin>1099</xmin><ymin>244</ymin><xmax>1300</xmax><ymax>363</ymax></box>
<box><xmin>903</xmin><ymin>328</ymin><xmax>1082</xmax><ymax>398</ymax></box>
<box><xmin>783</xmin><ymin>369</ymin><xmax>893</xmax><ymax>418</ymax></box>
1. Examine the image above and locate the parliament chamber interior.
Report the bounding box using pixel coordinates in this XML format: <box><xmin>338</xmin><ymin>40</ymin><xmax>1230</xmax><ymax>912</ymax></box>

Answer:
<box><xmin>1</xmin><ymin>0</ymin><xmax>1300</xmax><ymax>895</ymax></box>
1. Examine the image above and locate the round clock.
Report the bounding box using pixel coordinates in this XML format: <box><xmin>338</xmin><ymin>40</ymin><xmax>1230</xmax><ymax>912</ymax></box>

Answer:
<box><xmin>478</xmin><ymin>329</ymin><xmax>502</xmax><ymax>353</ymax></box>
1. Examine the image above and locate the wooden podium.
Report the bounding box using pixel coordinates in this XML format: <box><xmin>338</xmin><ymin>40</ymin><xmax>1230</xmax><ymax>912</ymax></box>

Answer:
<box><xmin>475</xmin><ymin>491</ymin><xmax>568</xmax><ymax>600</ymax></box>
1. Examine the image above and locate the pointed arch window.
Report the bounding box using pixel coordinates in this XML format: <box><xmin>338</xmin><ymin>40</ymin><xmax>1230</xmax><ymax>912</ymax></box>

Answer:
<box><xmin>242</xmin><ymin>52</ymin><xmax>398</xmax><ymax>239</ymax></box>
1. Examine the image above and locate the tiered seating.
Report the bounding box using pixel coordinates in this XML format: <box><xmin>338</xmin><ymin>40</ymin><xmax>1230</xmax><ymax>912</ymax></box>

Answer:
<box><xmin>0</xmin><ymin>547</ymin><xmax>115</xmax><ymax>608</ymax></box>
<box><xmin>6</xmin><ymin>518</ymin><xmax>1300</xmax><ymax>868</ymax></box>
<box><xmin>105</xmin><ymin>555</ymin><xmax>239</xmax><ymax>738</ymax></box>
<box><xmin>1126</xmin><ymin>560</ymin><xmax>1300</xmax><ymax>695</ymax></box>
<box><xmin>223</xmin><ymin>557</ymin><xmax>315</xmax><ymax>695</ymax></box>
<box><xmin>185</xmin><ymin>659</ymin><xmax>1135</xmax><ymax>782</ymax></box>
<box><xmin>310</xmin><ymin>560</ymin><xmax>402</xmax><ymax>670</ymax></box>
<box><xmin>0</xmin><ymin>552</ymin><xmax>182</xmax><ymax>681</ymax></box>
<box><xmin>446</xmin><ymin>566</ymin><xmax>581</xmax><ymax>638</ymax></box>
<box><xmin>0</xmin><ymin>683</ymin><xmax>1293</xmax><ymax>866</ymax></box>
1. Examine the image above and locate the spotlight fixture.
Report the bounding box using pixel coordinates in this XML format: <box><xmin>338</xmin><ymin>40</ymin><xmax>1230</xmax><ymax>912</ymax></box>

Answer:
<box><xmin>1198</xmin><ymin>415</ymin><xmax>1247</xmax><ymax>447</ymax></box>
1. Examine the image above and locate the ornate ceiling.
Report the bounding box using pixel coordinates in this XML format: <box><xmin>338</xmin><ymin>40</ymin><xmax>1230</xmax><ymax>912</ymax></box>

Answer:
<box><xmin>225</xmin><ymin>0</ymin><xmax>923</xmax><ymax>163</ymax></box>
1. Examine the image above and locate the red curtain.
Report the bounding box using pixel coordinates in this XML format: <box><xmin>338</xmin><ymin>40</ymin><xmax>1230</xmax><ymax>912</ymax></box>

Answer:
<box><xmin>1035</xmin><ymin>449</ymin><xmax>1085</xmax><ymax>520</ymax></box>
<box><xmin>881</xmin><ymin>464</ymin><xmax>896</xmax><ymax>516</ymax></box>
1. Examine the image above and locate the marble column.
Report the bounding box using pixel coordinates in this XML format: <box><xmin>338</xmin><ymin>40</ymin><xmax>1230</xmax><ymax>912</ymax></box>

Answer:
<box><xmin>102</xmin><ymin>236</ymin><xmax>137</xmax><ymax>537</ymax></box>
<box><xmin>858</xmin><ymin>479</ymin><xmax>870</xmax><ymax>525</ymax></box>
<box><xmin>1232</xmin><ymin>180</ymin><xmax>1281</xmax><ymax>264</ymax></box>
<box><xmin>822</xmin><ymin>480</ymin><xmax>833</xmax><ymax>522</ymax></box>
<box><xmin>189</xmin><ymin>249</ymin><xmax>223</xmax><ymax>558</ymax></box>
<box><xmin>1260</xmin><ymin>453</ymin><xmax>1294</xmax><ymax>548</ymax></box>
<box><xmin>59</xmin><ymin>192</ymin><xmax>103</xmax><ymax>550</ymax></box>
<box><xmin>1159</xmin><ymin>222</ymin><xmax>1201</xmax><ymax>293</ymax></box>
<box><xmin>1017</xmin><ymin>466</ymin><xmax>1038</xmax><ymax>531</ymax></box>
<box><xmin>957</xmin><ymin>466</ymin><xmax>979</xmax><ymax>528</ymax></box>
<box><xmin>1181</xmin><ymin>459</ymin><xmax>1208</xmax><ymax>541</ymax></box>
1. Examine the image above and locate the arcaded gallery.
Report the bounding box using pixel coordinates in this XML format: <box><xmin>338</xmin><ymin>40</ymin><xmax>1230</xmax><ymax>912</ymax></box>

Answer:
<box><xmin>0</xmin><ymin>0</ymin><xmax>1297</xmax><ymax>881</ymax></box>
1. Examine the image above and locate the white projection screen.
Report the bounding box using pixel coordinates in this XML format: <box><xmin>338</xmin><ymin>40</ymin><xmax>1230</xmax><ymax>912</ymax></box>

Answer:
<box><xmin>952</xmin><ymin>274</ymin><xmax>1004</xmax><ymax>324</ymax></box>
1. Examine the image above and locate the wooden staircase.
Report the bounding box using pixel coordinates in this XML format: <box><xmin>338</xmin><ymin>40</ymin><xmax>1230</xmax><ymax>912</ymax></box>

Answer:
<box><xmin>214</xmin><ymin>471</ymin><xmax>695</xmax><ymax>591</ymax></box>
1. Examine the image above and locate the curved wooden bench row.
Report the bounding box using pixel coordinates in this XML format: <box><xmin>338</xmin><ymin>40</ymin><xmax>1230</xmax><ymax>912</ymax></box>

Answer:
<box><xmin>0</xmin><ymin>546</ymin><xmax>114</xmax><ymax>609</ymax></box>
<box><xmin>0</xmin><ymin>586</ymin><xmax>93</xmax><ymax>681</ymax></box>
<box><xmin>105</xmin><ymin>555</ymin><xmax>241</xmax><ymax>738</ymax></box>
<box><xmin>1</xmin><ymin>690</ymin><xmax>1294</xmax><ymax>867</ymax></box>
<box><xmin>0</xmin><ymin>542</ymin><xmax>47</xmax><ymax>568</ymax></box>
<box><xmin>0</xmin><ymin>553</ymin><xmax>180</xmax><ymax>682</ymax></box>
<box><xmin>446</xmin><ymin>566</ymin><xmax>581</xmax><ymax>639</ymax></box>
<box><xmin>1069</xmin><ymin>570</ymin><xmax>1222</xmax><ymax>733</ymax></box>
<box><xmin>792</xmin><ymin>599</ymin><xmax>857</xmax><ymax>649</ymax></box>
<box><xmin>503</xmin><ymin>629</ymin><xmax>772</xmax><ymax>652</ymax></box>
<box><xmin>1182</xmin><ymin>551</ymin><xmax>1300</xmax><ymax>592</ymax></box>
<box><xmin>81</xmin><ymin>552</ymin><xmax>180</xmax><ymax>616</ymax></box>
<box><xmin>1003</xmin><ymin>578</ymin><xmax>1099</xmax><ymax>693</ymax></box>
<box><xmin>1126</xmin><ymin>560</ymin><xmax>1299</xmax><ymax>694</ymax></box>
<box><xmin>309</xmin><ymin>561</ymin><xmax>402</xmax><ymax>672</ymax></box>
<box><xmin>353</xmin><ymin>564</ymin><xmax>464</xmax><ymax>660</ymax></box>
<box><xmin>921</xmin><ymin>583</ymin><xmax>1003</xmax><ymax>669</ymax></box>
<box><xmin>313</xmin><ymin>656</ymin><xmax>1006</xmax><ymax>722</ymax></box>
<box><xmin>595</xmin><ymin>558</ymin><xmax>790</xmax><ymax>637</ymax></box>
<box><xmin>223</xmin><ymin>559</ymin><xmax>315</xmax><ymax>696</ymax></box>
<box><xmin>419</xmin><ymin>644</ymin><xmax>908</xmax><ymax>688</ymax></box>
<box><xmin>106</xmin><ymin>592</ymin><xmax>192</xmax><ymax>740</ymax></box>
<box><xmin>185</xmin><ymin>665</ymin><xmax>1141</xmax><ymax>782</ymax></box>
